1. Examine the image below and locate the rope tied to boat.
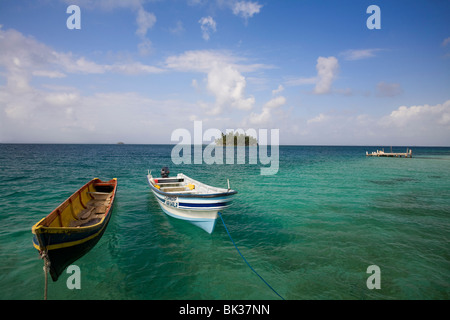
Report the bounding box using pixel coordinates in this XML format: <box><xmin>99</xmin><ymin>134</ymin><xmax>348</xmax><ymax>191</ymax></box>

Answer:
<box><xmin>218</xmin><ymin>212</ymin><xmax>286</xmax><ymax>300</ymax></box>
<box><xmin>40</xmin><ymin>250</ymin><xmax>50</xmax><ymax>300</ymax></box>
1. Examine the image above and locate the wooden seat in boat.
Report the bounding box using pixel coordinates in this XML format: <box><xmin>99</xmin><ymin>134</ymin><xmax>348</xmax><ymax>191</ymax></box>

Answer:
<box><xmin>69</xmin><ymin>199</ymin><xmax>109</xmax><ymax>227</ymax></box>
<box><xmin>78</xmin><ymin>207</ymin><xmax>95</xmax><ymax>220</ymax></box>
<box><xmin>161</xmin><ymin>186</ymin><xmax>189</xmax><ymax>192</ymax></box>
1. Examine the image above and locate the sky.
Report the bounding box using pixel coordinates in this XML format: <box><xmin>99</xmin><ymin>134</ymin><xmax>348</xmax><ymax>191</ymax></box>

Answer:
<box><xmin>0</xmin><ymin>0</ymin><xmax>449</xmax><ymax>145</ymax></box>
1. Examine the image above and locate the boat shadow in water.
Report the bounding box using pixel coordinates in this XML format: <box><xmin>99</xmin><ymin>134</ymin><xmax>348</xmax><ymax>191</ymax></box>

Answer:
<box><xmin>42</xmin><ymin>228</ymin><xmax>107</xmax><ymax>281</ymax></box>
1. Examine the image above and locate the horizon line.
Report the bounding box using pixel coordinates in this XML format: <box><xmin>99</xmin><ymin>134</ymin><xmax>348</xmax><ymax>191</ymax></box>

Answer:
<box><xmin>1</xmin><ymin>142</ymin><xmax>449</xmax><ymax>148</ymax></box>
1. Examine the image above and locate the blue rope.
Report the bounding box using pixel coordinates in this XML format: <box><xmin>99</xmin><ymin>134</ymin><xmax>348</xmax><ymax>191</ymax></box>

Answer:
<box><xmin>218</xmin><ymin>212</ymin><xmax>286</xmax><ymax>300</ymax></box>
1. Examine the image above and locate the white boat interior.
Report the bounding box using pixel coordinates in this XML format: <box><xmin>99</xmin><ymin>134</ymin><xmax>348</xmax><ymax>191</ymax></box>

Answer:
<box><xmin>148</xmin><ymin>172</ymin><xmax>232</xmax><ymax>195</ymax></box>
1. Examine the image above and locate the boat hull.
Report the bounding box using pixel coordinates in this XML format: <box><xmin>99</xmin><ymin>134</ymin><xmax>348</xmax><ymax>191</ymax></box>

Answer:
<box><xmin>32</xmin><ymin>222</ymin><xmax>109</xmax><ymax>281</ymax></box>
<box><xmin>154</xmin><ymin>195</ymin><xmax>220</xmax><ymax>233</ymax></box>
<box><xmin>32</xmin><ymin>178</ymin><xmax>117</xmax><ymax>281</ymax></box>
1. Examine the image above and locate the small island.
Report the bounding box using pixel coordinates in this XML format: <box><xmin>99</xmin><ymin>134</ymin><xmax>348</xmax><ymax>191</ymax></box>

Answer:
<box><xmin>215</xmin><ymin>132</ymin><xmax>258</xmax><ymax>146</ymax></box>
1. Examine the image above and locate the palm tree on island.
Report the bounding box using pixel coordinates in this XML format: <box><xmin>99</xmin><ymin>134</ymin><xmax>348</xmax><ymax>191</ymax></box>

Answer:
<box><xmin>215</xmin><ymin>132</ymin><xmax>258</xmax><ymax>146</ymax></box>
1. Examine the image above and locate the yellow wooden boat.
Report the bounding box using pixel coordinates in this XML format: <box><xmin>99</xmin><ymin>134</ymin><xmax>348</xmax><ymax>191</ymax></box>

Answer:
<box><xmin>32</xmin><ymin>178</ymin><xmax>117</xmax><ymax>281</ymax></box>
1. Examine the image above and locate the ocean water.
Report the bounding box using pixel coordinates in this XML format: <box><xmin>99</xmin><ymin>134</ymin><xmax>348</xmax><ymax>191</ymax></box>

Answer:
<box><xmin>0</xmin><ymin>144</ymin><xmax>449</xmax><ymax>300</ymax></box>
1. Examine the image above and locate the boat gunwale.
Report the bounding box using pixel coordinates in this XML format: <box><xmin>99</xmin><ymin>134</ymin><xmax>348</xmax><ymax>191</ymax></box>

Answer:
<box><xmin>147</xmin><ymin>174</ymin><xmax>237</xmax><ymax>198</ymax></box>
<box><xmin>32</xmin><ymin>221</ymin><xmax>109</xmax><ymax>251</ymax></box>
<box><xmin>32</xmin><ymin>178</ymin><xmax>118</xmax><ymax>236</ymax></box>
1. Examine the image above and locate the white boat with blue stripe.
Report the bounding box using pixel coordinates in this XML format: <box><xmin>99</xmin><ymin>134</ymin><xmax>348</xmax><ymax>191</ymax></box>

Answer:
<box><xmin>147</xmin><ymin>168</ymin><xmax>237</xmax><ymax>234</ymax></box>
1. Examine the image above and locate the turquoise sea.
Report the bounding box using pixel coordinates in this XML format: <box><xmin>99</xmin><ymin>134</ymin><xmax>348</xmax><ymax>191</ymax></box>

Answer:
<box><xmin>0</xmin><ymin>144</ymin><xmax>449</xmax><ymax>300</ymax></box>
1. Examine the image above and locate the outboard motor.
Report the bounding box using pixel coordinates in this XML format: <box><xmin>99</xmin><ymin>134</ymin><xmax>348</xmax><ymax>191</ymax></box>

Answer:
<box><xmin>161</xmin><ymin>167</ymin><xmax>170</xmax><ymax>178</ymax></box>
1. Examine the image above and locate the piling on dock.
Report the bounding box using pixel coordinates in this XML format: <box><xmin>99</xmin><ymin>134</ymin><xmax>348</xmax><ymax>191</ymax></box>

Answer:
<box><xmin>366</xmin><ymin>148</ymin><xmax>412</xmax><ymax>158</ymax></box>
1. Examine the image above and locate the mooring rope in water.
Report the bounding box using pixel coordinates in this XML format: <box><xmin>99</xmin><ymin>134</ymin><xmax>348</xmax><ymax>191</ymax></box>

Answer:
<box><xmin>218</xmin><ymin>212</ymin><xmax>285</xmax><ymax>300</ymax></box>
<box><xmin>40</xmin><ymin>250</ymin><xmax>50</xmax><ymax>300</ymax></box>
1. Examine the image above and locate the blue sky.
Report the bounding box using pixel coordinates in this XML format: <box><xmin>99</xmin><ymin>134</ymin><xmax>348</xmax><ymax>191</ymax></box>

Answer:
<box><xmin>0</xmin><ymin>0</ymin><xmax>449</xmax><ymax>145</ymax></box>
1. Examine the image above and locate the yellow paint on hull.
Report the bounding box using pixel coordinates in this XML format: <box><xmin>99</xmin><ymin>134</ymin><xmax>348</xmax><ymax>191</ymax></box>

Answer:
<box><xmin>32</xmin><ymin>178</ymin><xmax>117</xmax><ymax>252</ymax></box>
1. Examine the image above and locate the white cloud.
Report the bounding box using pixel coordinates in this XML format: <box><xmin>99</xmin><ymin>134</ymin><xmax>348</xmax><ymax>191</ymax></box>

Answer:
<box><xmin>58</xmin><ymin>55</ymin><xmax>107</xmax><ymax>74</ymax></box>
<box><xmin>187</xmin><ymin>0</ymin><xmax>205</xmax><ymax>5</ymax></box>
<box><xmin>298</xmin><ymin>111</ymin><xmax>372</xmax><ymax>145</ymax></box>
<box><xmin>375</xmin><ymin>100</ymin><xmax>450</xmax><ymax>145</ymax></box>
<box><xmin>442</xmin><ymin>37</ymin><xmax>450</xmax><ymax>58</ymax></box>
<box><xmin>137</xmin><ymin>38</ymin><xmax>152</xmax><ymax>56</ymax></box>
<box><xmin>248</xmin><ymin>96</ymin><xmax>286</xmax><ymax>125</ymax></box>
<box><xmin>285</xmin><ymin>56</ymin><xmax>339</xmax><ymax>94</ymax></box>
<box><xmin>307</xmin><ymin>113</ymin><xmax>327</xmax><ymax>125</ymax></box>
<box><xmin>297</xmin><ymin>100</ymin><xmax>450</xmax><ymax>146</ymax></box>
<box><xmin>1</xmin><ymin>35</ymin><xmax>265</xmax><ymax>140</ymax></box>
<box><xmin>0</xmin><ymin>27</ymin><xmax>165</xmax><ymax>78</ymax></box>
<box><xmin>232</xmin><ymin>1</ymin><xmax>263</xmax><ymax>20</ymax></box>
<box><xmin>199</xmin><ymin>16</ymin><xmax>217</xmax><ymax>41</ymax></box>
<box><xmin>32</xmin><ymin>70</ymin><xmax>66</xmax><ymax>78</ymax></box>
<box><xmin>264</xmin><ymin>96</ymin><xmax>286</xmax><ymax>109</ymax></box>
<box><xmin>165</xmin><ymin>50</ymin><xmax>235</xmax><ymax>72</ymax></box>
<box><xmin>191</xmin><ymin>79</ymin><xmax>199</xmax><ymax>89</ymax></box>
<box><xmin>206</xmin><ymin>63</ymin><xmax>254</xmax><ymax>114</ymax></box>
<box><xmin>56</xmin><ymin>50</ymin><xmax>164</xmax><ymax>75</ymax></box>
<box><xmin>164</xmin><ymin>49</ymin><xmax>268</xmax><ymax>73</ymax></box>
<box><xmin>383</xmin><ymin>100</ymin><xmax>450</xmax><ymax>128</ymax></box>
<box><xmin>135</xmin><ymin>6</ymin><xmax>156</xmax><ymax>55</ymax></box>
<box><xmin>169</xmin><ymin>20</ymin><xmax>185</xmax><ymax>35</ymax></box>
<box><xmin>165</xmin><ymin>50</ymin><xmax>266</xmax><ymax>114</ymax></box>
<box><xmin>313</xmin><ymin>56</ymin><xmax>339</xmax><ymax>95</ymax></box>
<box><xmin>442</xmin><ymin>37</ymin><xmax>450</xmax><ymax>47</ymax></box>
<box><xmin>272</xmin><ymin>84</ymin><xmax>284</xmax><ymax>95</ymax></box>
<box><xmin>0</xmin><ymin>84</ymin><xmax>198</xmax><ymax>143</ymax></box>
<box><xmin>44</xmin><ymin>92</ymin><xmax>80</xmax><ymax>107</ymax></box>
<box><xmin>136</xmin><ymin>6</ymin><xmax>156</xmax><ymax>37</ymax></box>
<box><xmin>341</xmin><ymin>48</ymin><xmax>383</xmax><ymax>61</ymax></box>
<box><xmin>0</xmin><ymin>28</ymin><xmax>174</xmax><ymax>143</ymax></box>
<box><xmin>110</xmin><ymin>62</ymin><xmax>165</xmax><ymax>74</ymax></box>
<box><xmin>0</xmin><ymin>28</ymin><xmax>164</xmax><ymax>78</ymax></box>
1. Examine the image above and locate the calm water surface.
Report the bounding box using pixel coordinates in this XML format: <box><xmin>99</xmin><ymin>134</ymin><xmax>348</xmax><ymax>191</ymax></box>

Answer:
<box><xmin>0</xmin><ymin>144</ymin><xmax>449</xmax><ymax>299</ymax></box>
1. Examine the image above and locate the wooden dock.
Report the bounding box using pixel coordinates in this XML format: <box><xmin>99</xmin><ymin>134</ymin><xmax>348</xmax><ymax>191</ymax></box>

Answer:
<box><xmin>366</xmin><ymin>148</ymin><xmax>412</xmax><ymax>158</ymax></box>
